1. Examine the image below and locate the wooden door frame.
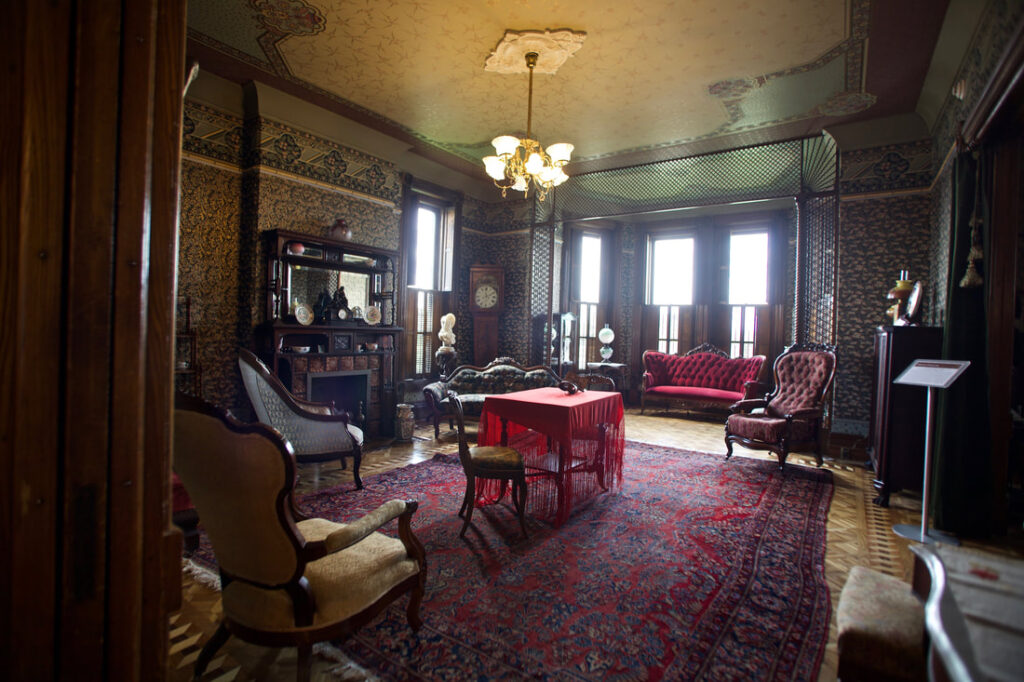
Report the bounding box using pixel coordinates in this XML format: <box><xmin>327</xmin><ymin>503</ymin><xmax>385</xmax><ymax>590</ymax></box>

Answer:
<box><xmin>1</xmin><ymin>1</ymin><xmax>187</xmax><ymax>677</ymax></box>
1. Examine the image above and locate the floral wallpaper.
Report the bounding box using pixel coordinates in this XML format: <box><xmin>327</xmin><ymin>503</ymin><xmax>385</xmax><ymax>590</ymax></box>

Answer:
<box><xmin>835</xmin><ymin>190</ymin><xmax>933</xmax><ymax>435</ymax></box>
<box><xmin>178</xmin><ymin>159</ymin><xmax>248</xmax><ymax>415</ymax></box>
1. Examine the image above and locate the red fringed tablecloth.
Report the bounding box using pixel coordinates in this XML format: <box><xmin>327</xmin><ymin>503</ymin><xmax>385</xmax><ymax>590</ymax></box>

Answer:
<box><xmin>476</xmin><ymin>387</ymin><xmax>624</xmax><ymax>526</ymax></box>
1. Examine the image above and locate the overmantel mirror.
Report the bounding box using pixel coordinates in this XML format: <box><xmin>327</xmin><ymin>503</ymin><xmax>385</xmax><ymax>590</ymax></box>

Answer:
<box><xmin>266</xmin><ymin>229</ymin><xmax>396</xmax><ymax>328</ymax></box>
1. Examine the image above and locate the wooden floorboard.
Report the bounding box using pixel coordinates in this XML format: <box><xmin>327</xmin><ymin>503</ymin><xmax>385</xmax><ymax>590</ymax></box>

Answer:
<box><xmin>167</xmin><ymin>409</ymin><xmax>1021</xmax><ymax>681</ymax></box>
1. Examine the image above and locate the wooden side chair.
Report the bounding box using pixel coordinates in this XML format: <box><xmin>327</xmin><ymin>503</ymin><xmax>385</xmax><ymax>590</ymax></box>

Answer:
<box><xmin>174</xmin><ymin>391</ymin><xmax>426</xmax><ymax>682</ymax></box>
<box><xmin>238</xmin><ymin>348</ymin><xmax>364</xmax><ymax>489</ymax></box>
<box><xmin>724</xmin><ymin>343</ymin><xmax>838</xmax><ymax>469</ymax></box>
<box><xmin>449</xmin><ymin>391</ymin><xmax>529</xmax><ymax>539</ymax></box>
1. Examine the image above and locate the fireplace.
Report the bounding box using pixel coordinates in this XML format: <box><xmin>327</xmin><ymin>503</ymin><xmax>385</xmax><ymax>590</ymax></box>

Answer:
<box><xmin>307</xmin><ymin>370</ymin><xmax>371</xmax><ymax>424</ymax></box>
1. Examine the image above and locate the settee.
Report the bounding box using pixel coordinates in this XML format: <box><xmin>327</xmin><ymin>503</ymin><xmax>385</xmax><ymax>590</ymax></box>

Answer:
<box><xmin>641</xmin><ymin>344</ymin><xmax>768</xmax><ymax>414</ymax></box>
<box><xmin>423</xmin><ymin>357</ymin><xmax>561</xmax><ymax>437</ymax></box>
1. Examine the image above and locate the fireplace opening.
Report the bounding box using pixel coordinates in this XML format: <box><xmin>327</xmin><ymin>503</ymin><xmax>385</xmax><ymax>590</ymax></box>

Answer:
<box><xmin>307</xmin><ymin>370</ymin><xmax>371</xmax><ymax>425</ymax></box>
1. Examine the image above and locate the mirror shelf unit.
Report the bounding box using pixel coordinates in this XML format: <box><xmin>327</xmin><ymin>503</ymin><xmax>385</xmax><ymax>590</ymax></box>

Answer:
<box><xmin>257</xmin><ymin>229</ymin><xmax>401</xmax><ymax>437</ymax></box>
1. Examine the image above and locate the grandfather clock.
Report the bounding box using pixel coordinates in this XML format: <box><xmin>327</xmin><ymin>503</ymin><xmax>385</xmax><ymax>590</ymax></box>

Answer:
<box><xmin>469</xmin><ymin>265</ymin><xmax>504</xmax><ymax>365</ymax></box>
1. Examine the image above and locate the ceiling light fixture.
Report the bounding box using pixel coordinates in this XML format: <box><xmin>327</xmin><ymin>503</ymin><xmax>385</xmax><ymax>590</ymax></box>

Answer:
<box><xmin>483</xmin><ymin>51</ymin><xmax>573</xmax><ymax>202</ymax></box>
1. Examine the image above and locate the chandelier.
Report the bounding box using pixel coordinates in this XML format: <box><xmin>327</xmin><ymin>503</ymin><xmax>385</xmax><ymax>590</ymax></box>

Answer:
<box><xmin>482</xmin><ymin>52</ymin><xmax>573</xmax><ymax>201</ymax></box>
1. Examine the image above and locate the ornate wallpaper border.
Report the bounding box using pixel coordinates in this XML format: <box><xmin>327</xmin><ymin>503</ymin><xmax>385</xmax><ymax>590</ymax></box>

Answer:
<box><xmin>183</xmin><ymin>100</ymin><xmax>403</xmax><ymax>205</ymax></box>
<box><xmin>254</xmin><ymin>118</ymin><xmax>402</xmax><ymax>204</ymax></box>
<box><xmin>183</xmin><ymin>101</ymin><xmax>244</xmax><ymax>165</ymax></box>
<box><xmin>839</xmin><ymin>139</ymin><xmax>933</xmax><ymax>195</ymax></box>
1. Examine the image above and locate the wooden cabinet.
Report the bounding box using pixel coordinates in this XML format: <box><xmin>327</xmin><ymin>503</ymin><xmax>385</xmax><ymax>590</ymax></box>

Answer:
<box><xmin>868</xmin><ymin>325</ymin><xmax>943</xmax><ymax>506</ymax></box>
<box><xmin>257</xmin><ymin>230</ymin><xmax>401</xmax><ymax>437</ymax></box>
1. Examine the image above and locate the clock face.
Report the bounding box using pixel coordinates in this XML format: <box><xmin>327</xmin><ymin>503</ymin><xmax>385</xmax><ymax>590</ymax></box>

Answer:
<box><xmin>474</xmin><ymin>284</ymin><xmax>499</xmax><ymax>309</ymax></box>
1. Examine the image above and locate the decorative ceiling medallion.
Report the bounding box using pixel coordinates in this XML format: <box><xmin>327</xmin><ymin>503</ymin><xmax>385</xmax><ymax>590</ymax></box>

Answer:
<box><xmin>485</xmin><ymin>29</ymin><xmax>587</xmax><ymax>74</ymax></box>
<box><xmin>819</xmin><ymin>91</ymin><xmax>876</xmax><ymax>117</ymax></box>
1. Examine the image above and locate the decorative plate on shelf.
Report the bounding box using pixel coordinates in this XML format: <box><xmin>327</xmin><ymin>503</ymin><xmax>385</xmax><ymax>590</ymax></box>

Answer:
<box><xmin>364</xmin><ymin>305</ymin><xmax>382</xmax><ymax>326</ymax></box>
<box><xmin>295</xmin><ymin>303</ymin><xmax>314</xmax><ymax>326</ymax></box>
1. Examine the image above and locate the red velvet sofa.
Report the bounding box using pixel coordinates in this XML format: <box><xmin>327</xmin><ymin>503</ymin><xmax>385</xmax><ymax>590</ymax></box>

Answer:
<box><xmin>641</xmin><ymin>344</ymin><xmax>768</xmax><ymax>414</ymax></box>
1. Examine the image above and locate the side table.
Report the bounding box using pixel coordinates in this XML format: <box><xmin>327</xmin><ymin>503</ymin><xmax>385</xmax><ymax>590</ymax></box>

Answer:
<box><xmin>586</xmin><ymin>362</ymin><xmax>628</xmax><ymax>392</ymax></box>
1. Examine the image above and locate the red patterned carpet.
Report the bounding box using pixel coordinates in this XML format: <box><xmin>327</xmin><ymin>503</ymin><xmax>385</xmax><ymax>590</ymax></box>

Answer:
<box><xmin>194</xmin><ymin>442</ymin><xmax>833</xmax><ymax>680</ymax></box>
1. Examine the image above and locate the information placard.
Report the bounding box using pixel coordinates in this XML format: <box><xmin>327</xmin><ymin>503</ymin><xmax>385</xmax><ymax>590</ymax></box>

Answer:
<box><xmin>894</xmin><ymin>359</ymin><xmax>970</xmax><ymax>389</ymax></box>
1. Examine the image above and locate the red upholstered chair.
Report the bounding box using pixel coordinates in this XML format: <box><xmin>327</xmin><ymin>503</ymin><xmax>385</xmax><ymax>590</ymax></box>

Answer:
<box><xmin>724</xmin><ymin>343</ymin><xmax>837</xmax><ymax>469</ymax></box>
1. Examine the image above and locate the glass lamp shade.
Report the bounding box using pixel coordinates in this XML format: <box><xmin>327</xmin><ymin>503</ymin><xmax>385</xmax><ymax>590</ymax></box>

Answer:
<box><xmin>537</xmin><ymin>165</ymin><xmax>560</xmax><ymax>184</ymax></box>
<box><xmin>551</xmin><ymin>167</ymin><xmax>569</xmax><ymax>186</ymax></box>
<box><xmin>483</xmin><ymin>156</ymin><xmax>506</xmax><ymax>180</ymax></box>
<box><xmin>546</xmin><ymin>142</ymin><xmax>574</xmax><ymax>165</ymax></box>
<box><xmin>491</xmin><ymin>135</ymin><xmax>520</xmax><ymax>157</ymax></box>
<box><xmin>511</xmin><ymin>175</ymin><xmax>529</xmax><ymax>192</ymax></box>
<box><xmin>524</xmin><ymin>151</ymin><xmax>545</xmax><ymax>175</ymax></box>
<box><xmin>597</xmin><ymin>324</ymin><xmax>615</xmax><ymax>345</ymax></box>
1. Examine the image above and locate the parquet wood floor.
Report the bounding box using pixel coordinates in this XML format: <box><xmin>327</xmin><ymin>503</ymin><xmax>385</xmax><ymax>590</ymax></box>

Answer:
<box><xmin>167</xmin><ymin>409</ymin><xmax>1020</xmax><ymax>681</ymax></box>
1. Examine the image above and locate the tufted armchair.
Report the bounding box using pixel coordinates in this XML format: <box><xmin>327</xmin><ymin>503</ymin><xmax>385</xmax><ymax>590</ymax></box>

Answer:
<box><xmin>174</xmin><ymin>391</ymin><xmax>426</xmax><ymax>682</ymax></box>
<box><xmin>239</xmin><ymin>349</ymin><xmax>364</xmax><ymax>489</ymax></box>
<box><xmin>724</xmin><ymin>343</ymin><xmax>837</xmax><ymax>469</ymax></box>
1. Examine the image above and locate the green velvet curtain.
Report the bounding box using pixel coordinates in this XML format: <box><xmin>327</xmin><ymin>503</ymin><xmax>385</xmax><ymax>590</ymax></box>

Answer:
<box><xmin>933</xmin><ymin>150</ymin><xmax>993</xmax><ymax>536</ymax></box>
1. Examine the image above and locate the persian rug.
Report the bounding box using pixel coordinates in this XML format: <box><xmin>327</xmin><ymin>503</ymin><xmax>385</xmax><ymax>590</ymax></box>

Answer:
<box><xmin>191</xmin><ymin>442</ymin><xmax>833</xmax><ymax>681</ymax></box>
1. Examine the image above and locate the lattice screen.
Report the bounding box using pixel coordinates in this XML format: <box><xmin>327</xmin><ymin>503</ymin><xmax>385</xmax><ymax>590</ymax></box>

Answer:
<box><xmin>545</xmin><ymin>133</ymin><xmax>838</xmax><ymax>346</ymax></box>
<box><xmin>797</xmin><ymin>196</ymin><xmax>838</xmax><ymax>345</ymax></box>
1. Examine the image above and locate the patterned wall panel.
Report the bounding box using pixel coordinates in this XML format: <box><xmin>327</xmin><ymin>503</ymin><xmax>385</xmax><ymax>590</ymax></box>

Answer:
<box><xmin>254</xmin><ymin>173</ymin><xmax>400</xmax><ymax>250</ymax></box>
<box><xmin>928</xmin><ymin>161</ymin><xmax>954</xmax><ymax>326</ymax></box>
<box><xmin>178</xmin><ymin>160</ymin><xmax>247</xmax><ymax>414</ymax></box>
<box><xmin>835</xmin><ymin>194</ymin><xmax>933</xmax><ymax>434</ymax></box>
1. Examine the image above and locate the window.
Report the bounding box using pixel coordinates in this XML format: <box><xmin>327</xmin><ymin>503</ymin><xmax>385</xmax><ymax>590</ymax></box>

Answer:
<box><xmin>576</xmin><ymin>234</ymin><xmax>602</xmax><ymax>368</ymax></box>
<box><xmin>728</xmin><ymin>231</ymin><xmax>768</xmax><ymax>305</ymax></box>
<box><xmin>728</xmin><ymin>230</ymin><xmax>768</xmax><ymax>358</ymax></box>
<box><xmin>646</xmin><ymin>234</ymin><xmax>693</xmax><ymax>354</ymax></box>
<box><xmin>411</xmin><ymin>206</ymin><xmax>438</xmax><ymax>290</ymax></box>
<box><xmin>406</xmin><ymin>194</ymin><xmax>455</xmax><ymax>378</ymax></box>
<box><xmin>414</xmin><ymin>290</ymin><xmax>433</xmax><ymax>375</ymax></box>
<box><xmin>647</xmin><ymin>235</ymin><xmax>694</xmax><ymax>305</ymax></box>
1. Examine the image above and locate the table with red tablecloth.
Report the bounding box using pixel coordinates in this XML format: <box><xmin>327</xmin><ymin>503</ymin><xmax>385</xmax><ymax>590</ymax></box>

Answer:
<box><xmin>476</xmin><ymin>387</ymin><xmax>624</xmax><ymax>526</ymax></box>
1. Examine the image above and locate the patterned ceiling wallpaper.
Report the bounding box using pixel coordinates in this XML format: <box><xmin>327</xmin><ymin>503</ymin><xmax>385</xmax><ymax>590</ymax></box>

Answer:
<box><xmin>187</xmin><ymin>0</ymin><xmax>876</xmax><ymax>163</ymax></box>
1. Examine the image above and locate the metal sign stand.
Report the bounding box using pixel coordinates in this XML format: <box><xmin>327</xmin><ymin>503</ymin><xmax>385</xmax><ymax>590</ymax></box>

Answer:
<box><xmin>891</xmin><ymin>359</ymin><xmax>971</xmax><ymax>545</ymax></box>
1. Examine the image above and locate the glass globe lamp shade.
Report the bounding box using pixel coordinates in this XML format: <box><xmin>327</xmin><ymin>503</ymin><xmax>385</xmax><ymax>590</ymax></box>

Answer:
<box><xmin>597</xmin><ymin>324</ymin><xmax>615</xmax><ymax>345</ymax></box>
<box><xmin>524</xmin><ymin>151</ymin><xmax>545</xmax><ymax>175</ymax></box>
<box><xmin>491</xmin><ymin>135</ymin><xmax>520</xmax><ymax>157</ymax></box>
<box><xmin>483</xmin><ymin>156</ymin><xmax>506</xmax><ymax>180</ymax></box>
<box><xmin>546</xmin><ymin>142</ymin><xmax>574</xmax><ymax>165</ymax></box>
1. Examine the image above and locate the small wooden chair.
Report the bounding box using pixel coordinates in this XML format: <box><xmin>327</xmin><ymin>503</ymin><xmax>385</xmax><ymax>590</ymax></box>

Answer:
<box><xmin>449</xmin><ymin>391</ymin><xmax>529</xmax><ymax>539</ymax></box>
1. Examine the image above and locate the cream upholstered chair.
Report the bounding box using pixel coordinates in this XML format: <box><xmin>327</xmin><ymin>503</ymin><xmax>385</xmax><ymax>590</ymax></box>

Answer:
<box><xmin>239</xmin><ymin>348</ymin><xmax>364</xmax><ymax>489</ymax></box>
<box><xmin>725</xmin><ymin>343</ymin><xmax>837</xmax><ymax>469</ymax></box>
<box><xmin>174</xmin><ymin>391</ymin><xmax>426</xmax><ymax>682</ymax></box>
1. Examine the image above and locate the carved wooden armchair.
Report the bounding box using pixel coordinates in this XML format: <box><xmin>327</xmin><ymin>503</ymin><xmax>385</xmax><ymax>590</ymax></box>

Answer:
<box><xmin>724</xmin><ymin>343</ymin><xmax>837</xmax><ymax>469</ymax></box>
<box><xmin>174</xmin><ymin>391</ymin><xmax>426</xmax><ymax>682</ymax></box>
<box><xmin>239</xmin><ymin>348</ymin><xmax>364</xmax><ymax>489</ymax></box>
